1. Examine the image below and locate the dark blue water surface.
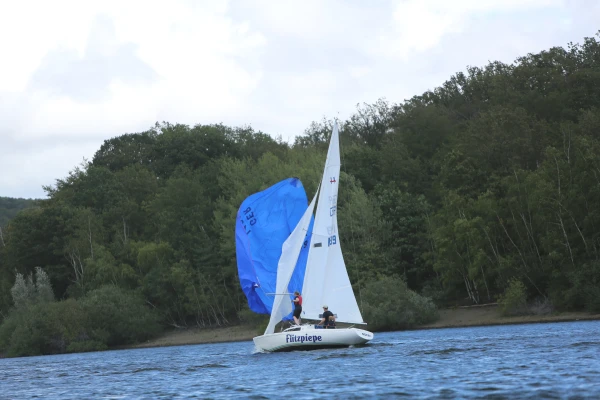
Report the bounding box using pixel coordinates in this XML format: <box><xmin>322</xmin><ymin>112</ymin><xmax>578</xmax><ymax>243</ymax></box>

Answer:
<box><xmin>2</xmin><ymin>320</ymin><xmax>599</xmax><ymax>399</ymax></box>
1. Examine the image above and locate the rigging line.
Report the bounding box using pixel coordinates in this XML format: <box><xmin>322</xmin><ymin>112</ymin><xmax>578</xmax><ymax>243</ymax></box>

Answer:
<box><xmin>336</xmin><ymin>116</ymin><xmax>364</xmax><ymax>313</ymax></box>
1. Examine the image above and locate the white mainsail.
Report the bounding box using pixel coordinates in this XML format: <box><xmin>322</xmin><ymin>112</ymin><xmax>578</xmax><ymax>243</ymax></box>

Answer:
<box><xmin>300</xmin><ymin>122</ymin><xmax>364</xmax><ymax>324</ymax></box>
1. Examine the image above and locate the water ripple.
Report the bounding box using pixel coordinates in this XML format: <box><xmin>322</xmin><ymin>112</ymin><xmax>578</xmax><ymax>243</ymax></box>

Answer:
<box><xmin>313</xmin><ymin>352</ymin><xmax>362</xmax><ymax>360</ymax></box>
<box><xmin>1</xmin><ymin>320</ymin><xmax>599</xmax><ymax>399</ymax></box>
<box><xmin>569</xmin><ymin>340</ymin><xmax>600</xmax><ymax>347</ymax></box>
<box><xmin>186</xmin><ymin>363</ymin><xmax>230</xmax><ymax>370</ymax></box>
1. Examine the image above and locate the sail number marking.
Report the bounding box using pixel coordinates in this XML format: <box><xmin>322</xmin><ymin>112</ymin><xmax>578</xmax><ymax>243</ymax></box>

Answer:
<box><xmin>328</xmin><ymin>235</ymin><xmax>337</xmax><ymax>246</ymax></box>
<box><xmin>241</xmin><ymin>206</ymin><xmax>257</xmax><ymax>234</ymax></box>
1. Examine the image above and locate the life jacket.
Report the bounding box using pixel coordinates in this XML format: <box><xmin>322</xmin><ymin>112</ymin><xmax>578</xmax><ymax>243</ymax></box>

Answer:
<box><xmin>324</xmin><ymin>311</ymin><xmax>335</xmax><ymax>328</ymax></box>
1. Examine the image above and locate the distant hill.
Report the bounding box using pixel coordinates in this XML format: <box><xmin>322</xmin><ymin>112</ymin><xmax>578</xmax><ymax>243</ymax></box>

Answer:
<box><xmin>0</xmin><ymin>197</ymin><xmax>38</xmax><ymax>227</ymax></box>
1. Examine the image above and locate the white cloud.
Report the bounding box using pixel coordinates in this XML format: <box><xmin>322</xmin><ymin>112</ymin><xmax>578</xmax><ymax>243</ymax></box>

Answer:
<box><xmin>379</xmin><ymin>0</ymin><xmax>564</xmax><ymax>58</ymax></box>
<box><xmin>0</xmin><ymin>0</ymin><xmax>266</xmax><ymax>198</ymax></box>
<box><xmin>1</xmin><ymin>0</ymin><xmax>265</xmax><ymax>130</ymax></box>
<box><xmin>0</xmin><ymin>0</ymin><xmax>598</xmax><ymax>198</ymax></box>
<box><xmin>0</xmin><ymin>1</ymin><xmax>94</xmax><ymax>91</ymax></box>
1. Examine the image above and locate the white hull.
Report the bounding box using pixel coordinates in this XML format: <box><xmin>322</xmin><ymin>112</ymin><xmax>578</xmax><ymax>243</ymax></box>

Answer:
<box><xmin>253</xmin><ymin>325</ymin><xmax>374</xmax><ymax>352</ymax></box>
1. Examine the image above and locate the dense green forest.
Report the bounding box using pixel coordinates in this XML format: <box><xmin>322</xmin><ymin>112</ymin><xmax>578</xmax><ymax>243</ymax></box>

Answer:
<box><xmin>0</xmin><ymin>197</ymin><xmax>37</xmax><ymax>227</ymax></box>
<box><xmin>2</xmin><ymin>33</ymin><xmax>600</xmax><ymax>357</ymax></box>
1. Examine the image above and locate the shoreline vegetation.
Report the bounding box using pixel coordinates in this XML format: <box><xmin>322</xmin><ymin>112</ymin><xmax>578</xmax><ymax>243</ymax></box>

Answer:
<box><xmin>3</xmin><ymin>32</ymin><xmax>600</xmax><ymax>358</ymax></box>
<box><xmin>129</xmin><ymin>305</ymin><xmax>600</xmax><ymax>350</ymax></box>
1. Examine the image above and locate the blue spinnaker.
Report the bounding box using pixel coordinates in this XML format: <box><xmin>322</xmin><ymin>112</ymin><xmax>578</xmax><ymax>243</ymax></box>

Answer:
<box><xmin>236</xmin><ymin>177</ymin><xmax>313</xmax><ymax>316</ymax></box>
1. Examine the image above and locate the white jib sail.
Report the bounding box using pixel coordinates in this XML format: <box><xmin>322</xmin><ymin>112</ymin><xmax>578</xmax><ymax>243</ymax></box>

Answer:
<box><xmin>264</xmin><ymin>186</ymin><xmax>319</xmax><ymax>335</ymax></box>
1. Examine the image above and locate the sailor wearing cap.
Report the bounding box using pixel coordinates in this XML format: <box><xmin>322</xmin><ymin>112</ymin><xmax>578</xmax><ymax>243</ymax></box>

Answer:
<box><xmin>317</xmin><ymin>305</ymin><xmax>336</xmax><ymax>329</ymax></box>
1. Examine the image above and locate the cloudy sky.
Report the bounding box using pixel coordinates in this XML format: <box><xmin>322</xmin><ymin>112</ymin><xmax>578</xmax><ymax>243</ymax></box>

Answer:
<box><xmin>1</xmin><ymin>0</ymin><xmax>598</xmax><ymax>199</ymax></box>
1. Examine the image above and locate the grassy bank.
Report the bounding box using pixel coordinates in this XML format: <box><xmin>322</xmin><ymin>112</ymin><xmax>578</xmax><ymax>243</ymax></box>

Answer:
<box><xmin>129</xmin><ymin>305</ymin><xmax>600</xmax><ymax>349</ymax></box>
<box><xmin>418</xmin><ymin>304</ymin><xmax>600</xmax><ymax>329</ymax></box>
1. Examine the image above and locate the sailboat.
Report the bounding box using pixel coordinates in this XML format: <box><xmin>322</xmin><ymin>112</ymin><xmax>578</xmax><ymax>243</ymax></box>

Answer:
<box><xmin>236</xmin><ymin>121</ymin><xmax>373</xmax><ymax>352</ymax></box>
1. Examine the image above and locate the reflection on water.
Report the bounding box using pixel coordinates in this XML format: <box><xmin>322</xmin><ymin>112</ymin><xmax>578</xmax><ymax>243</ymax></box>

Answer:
<box><xmin>2</xmin><ymin>320</ymin><xmax>599</xmax><ymax>399</ymax></box>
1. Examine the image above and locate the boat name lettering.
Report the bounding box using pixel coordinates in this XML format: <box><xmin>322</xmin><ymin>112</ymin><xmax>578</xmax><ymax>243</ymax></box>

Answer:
<box><xmin>285</xmin><ymin>334</ymin><xmax>323</xmax><ymax>343</ymax></box>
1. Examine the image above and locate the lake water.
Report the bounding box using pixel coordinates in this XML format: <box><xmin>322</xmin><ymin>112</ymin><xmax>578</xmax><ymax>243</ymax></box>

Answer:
<box><xmin>2</xmin><ymin>320</ymin><xmax>599</xmax><ymax>399</ymax></box>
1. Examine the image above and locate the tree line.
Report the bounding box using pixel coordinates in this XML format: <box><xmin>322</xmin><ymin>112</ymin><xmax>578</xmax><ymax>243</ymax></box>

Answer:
<box><xmin>0</xmin><ymin>196</ymin><xmax>36</xmax><ymax>228</ymax></box>
<box><xmin>1</xmin><ymin>32</ymin><xmax>600</xmax><ymax>356</ymax></box>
